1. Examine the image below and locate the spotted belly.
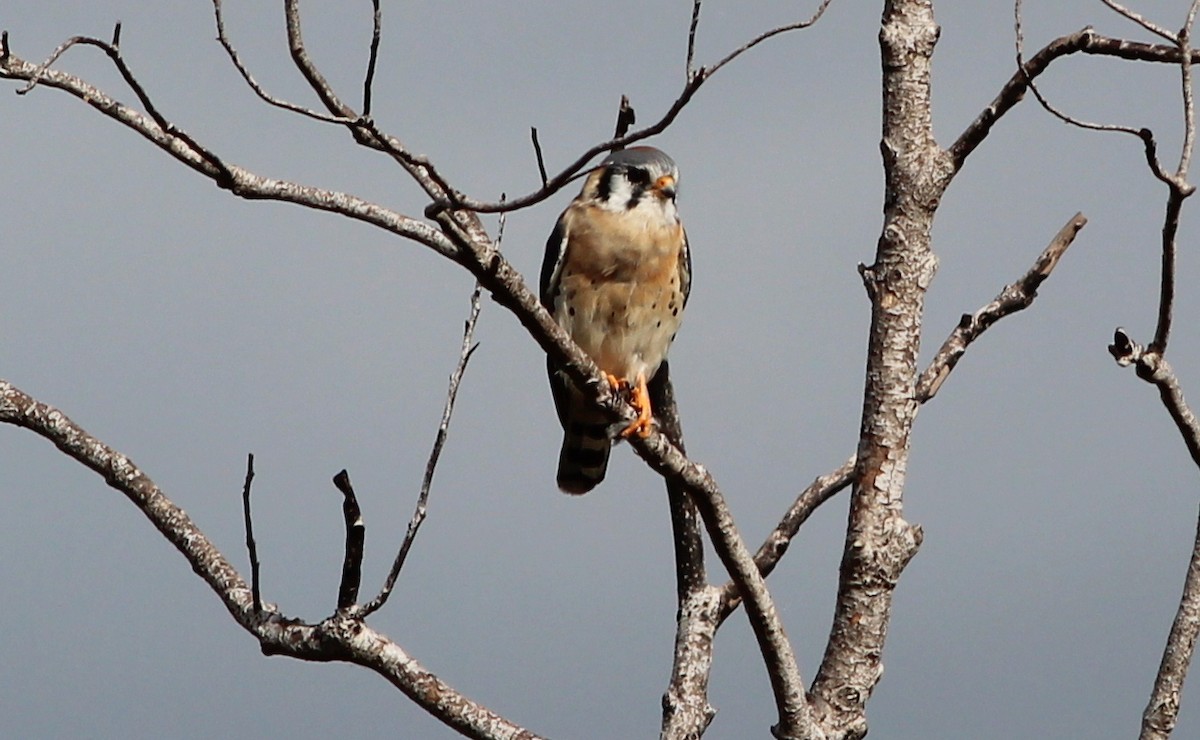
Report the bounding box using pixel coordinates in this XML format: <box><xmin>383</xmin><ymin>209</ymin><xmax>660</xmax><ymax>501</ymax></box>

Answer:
<box><xmin>555</xmin><ymin>276</ymin><xmax>683</xmax><ymax>382</ymax></box>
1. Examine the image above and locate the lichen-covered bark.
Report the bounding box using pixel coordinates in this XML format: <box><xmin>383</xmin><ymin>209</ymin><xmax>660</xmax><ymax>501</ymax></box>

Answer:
<box><xmin>809</xmin><ymin>2</ymin><xmax>949</xmax><ymax>737</ymax></box>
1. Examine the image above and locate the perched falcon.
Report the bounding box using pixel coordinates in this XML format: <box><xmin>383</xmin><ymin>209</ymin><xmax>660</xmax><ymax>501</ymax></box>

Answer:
<box><xmin>540</xmin><ymin>146</ymin><xmax>692</xmax><ymax>494</ymax></box>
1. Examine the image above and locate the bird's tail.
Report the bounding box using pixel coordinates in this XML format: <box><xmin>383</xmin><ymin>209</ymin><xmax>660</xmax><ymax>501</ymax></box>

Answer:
<box><xmin>556</xmin><ymin>408</ymin><xmax>612</xmax><ymax>494</ymax></box>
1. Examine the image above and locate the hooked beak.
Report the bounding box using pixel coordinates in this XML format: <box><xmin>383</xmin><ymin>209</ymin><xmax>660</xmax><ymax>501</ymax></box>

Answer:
<box><xmin>653</xmin><ymin>175</ymin><xmax>677</xmax><ymax>200</ymax></box>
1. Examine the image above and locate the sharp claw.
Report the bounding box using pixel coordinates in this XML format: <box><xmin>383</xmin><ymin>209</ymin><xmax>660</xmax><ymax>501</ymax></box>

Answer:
<box><xmin>619</xmin><ymin>372</ymin><xmax>653</xmax><ymax>438</ymax></box>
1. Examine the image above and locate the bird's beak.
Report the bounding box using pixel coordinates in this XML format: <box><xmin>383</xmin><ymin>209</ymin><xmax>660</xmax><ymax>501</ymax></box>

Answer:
<box><xmin>653</xmin><ymin>175</ymin><xmax>677</xmax><ymax>200</ymax></box>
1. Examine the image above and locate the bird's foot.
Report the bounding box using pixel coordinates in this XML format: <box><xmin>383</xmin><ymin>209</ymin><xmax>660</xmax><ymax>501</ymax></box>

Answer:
<box><xmin>619</xmin><ymin>372</ymin><xmax>653</xmax><ymax>438</ymax></box>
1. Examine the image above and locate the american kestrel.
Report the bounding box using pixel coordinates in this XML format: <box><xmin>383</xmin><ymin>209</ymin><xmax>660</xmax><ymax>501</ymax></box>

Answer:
<box><xmin>540</xmin><ymin>146</ymin><xmax>692</xmax><ymax>494</ymax></box>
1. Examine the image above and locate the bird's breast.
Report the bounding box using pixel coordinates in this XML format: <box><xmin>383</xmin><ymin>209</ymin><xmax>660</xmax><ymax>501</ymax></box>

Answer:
<box><xmin>554</xmin><ymin>204</ymin><xmax>686</xmax><ymax>380</ymax></box>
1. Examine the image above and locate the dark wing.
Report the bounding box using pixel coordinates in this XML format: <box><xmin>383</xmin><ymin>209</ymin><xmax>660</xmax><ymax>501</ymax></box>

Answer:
<box><xmin>678</xmin><ymin>227</ymin><xmax>693</xmax><ymax>310</ymax></box>
<box><xmin>541</xmin><ymin>211</ymin><xmax>573</xmax><ymax>429</ymax></box>
<box><xmin>540</xmin><ymin>211</ymin><xmax>570</xmax><ymax>311</ymax></box>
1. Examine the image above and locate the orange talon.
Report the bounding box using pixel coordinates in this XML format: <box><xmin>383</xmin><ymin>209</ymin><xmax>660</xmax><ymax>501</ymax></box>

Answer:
<box><xmin>620</xmin><ymin>371</ymin><xmax>654</xmax><ymax>438</ymax></box>
<box><xmin>604</xmin><ymin>372</ymin><xmax>624</xmax><ymax>392</ymax></box>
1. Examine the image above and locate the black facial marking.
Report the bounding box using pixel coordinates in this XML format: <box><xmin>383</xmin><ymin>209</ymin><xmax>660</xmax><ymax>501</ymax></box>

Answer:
<box><xmin>625</xmin><ymin>167</ymin><xmax>650</xmax><ymax>187</ymax></box>
<box><xmin>622</xmin><ymin>166</ymin><xmax>651</xmax><ymax>210</ymax></box>
<box><xmin>596</xmin><ymin>167</ymin><xmax>616</xmax><ymax>202</ymax></box>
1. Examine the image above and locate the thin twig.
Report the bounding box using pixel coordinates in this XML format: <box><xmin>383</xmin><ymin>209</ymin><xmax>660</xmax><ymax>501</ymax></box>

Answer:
<box><xmin>440</xmin><ymin>1</ymin><xmax>835</xmax><ymax>215</ymax></box>
<box><xmin>685</xmin><ymin>0</ymin><xmax>702</xmax><ymax>80</ymax></box>
<box><xmin>717</xmin><ymin>457</ymin><xmax>854</xmax><ymax>621</ymax></box>
<box><xmin>274</xmin><ymin>0</ymin><xmax>460</xmax><ymax>205</ymax></box>
<box><xmin>211</xmin><ymin>0</ymin><xmax>349</xmax><ymax>123</ymax></box>
<box><xmin>530</xmin><ymin>127</ymin><xmax>549</xmax><ymax>188</ymax></box>
<box><xmin>707</xmin><ymin>0</ymin><xmax>834</xmax><ymax>79</ymax></box>
<box><xmin>720</xmin><ymin>213</ymin><xmax>1087</xmax><ymax>620</ymax></box>
<box><xmin>1101</xmin><ymin>0</ymin><xmax>1178</xmax><ymax>43</ymax></box>
<box><xmin>1150</xmin><ymin>1</ymin><xmax>1200</xmax><ymax>353</ymax></box>
<box><xmin>613</xmin><ymin>95</ymin><xmax>636</xmax><ymax>143</ymax></box>
<box><xmin>14</xmin><ymin>27</ymin><xmax>232</xmax><ymax>183</ymax></box>
<box><xmin>918</xmin><ymin>211</ymin><xmax>1086</xmax><ymax>402</ymax></box>
<box><xmin>240</xmin><ymin>453</ymin><xmax>261</xmax><ymax>614</ymax></box>
<box><xmin>951</xmin><ymin>28</ymin><xmax>1200</xmax><ymax>173</ymax></box>
<box><xmin>627</xmin><ymin>432</ymin><xmax>812</xmax><ymax>737</ymax></box>
<box><xmin>360</xmin><ymin>282</ymin><xmax>484</xmax><ymax>618</ymax></box>
<box><xmin>1152</xmin><ymin>194</ymin><xmax>1184</xmax><ymax>353</ymax></box>
<box><xmin>362</xmin><ymin>0</ymin><xmax>382</xmax><ymax>116</ymax></box>
<box><xmin>1014</xmin><ymin>1</ymin><xmax>1147</xmax><ymax>139</ymax></box>
<box><xmin>332</xmin><ymin>470</ymin><xmax>366</xmax><ymax>611</ymax></box>
<box><xmin>0</xmin><ymin>379</ymin><xmax>545</xmax><ymax>739</ymax></box>
<box><xmin>1176</xmin><ymin>3</ymin><xmax>1199</xmax><ymax>179</ymax></box>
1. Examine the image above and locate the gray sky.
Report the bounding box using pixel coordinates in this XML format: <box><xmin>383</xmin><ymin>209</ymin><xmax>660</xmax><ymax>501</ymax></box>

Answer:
<box><xmin>4</xmin><ymin>1</ymin><xmax>1200</xmax><ymax>738</ymax></box>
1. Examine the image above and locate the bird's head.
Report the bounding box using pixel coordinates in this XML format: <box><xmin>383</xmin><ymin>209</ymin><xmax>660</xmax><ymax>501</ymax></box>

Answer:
<box><xmin>580</xmin><ymin>146</ymin><xmax>680</xmax><ymax>218</ymax></box>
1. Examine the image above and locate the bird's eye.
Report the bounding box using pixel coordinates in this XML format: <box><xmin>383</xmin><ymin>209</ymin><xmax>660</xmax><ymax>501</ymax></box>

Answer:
<box><xmin>625</xmin><ymin>167</ymin><xmax>650</xmax><ymax>186</ymax></box>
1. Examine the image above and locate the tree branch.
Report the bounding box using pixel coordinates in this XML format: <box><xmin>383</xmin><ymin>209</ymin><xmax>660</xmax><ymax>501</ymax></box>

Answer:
<box><xmin>1142</xmin><ymin>502</ymin><xmax>1200</xmax><ymax>740</ymax></box>
<box><xmin>0</xmin><ymin>379</ymin><xmax>540</xmax><ymax>740</ymax></box>
<box><xmin>809</xmin><ymin>4</ymin><xmax>942</xmax><ymax>735</ymax></box>
<box><xmin>650</xmin><ymin>363</ymin><xmax>716</xmax><ymax>738</ymax></box>
<box><xmin>332</xmin><ymin>470</ymin><xmax>366</xmax><ymax>611</ymax></box>
<box><xmin>950</xmin><ymin>27</ymin><xmax>1200</xmax><ymax>175</ymax></box>
<box><xmin>240</xmin><ymin>453</ymin><xmax>262</xmax><ymax>614</ymax></box>
<box><xmin>0</xmin><ymin>45</ymin><xmax>458</xmax><ymax>261</ymax></box>
<box><xmin>718</xmin><ymin>212</ymin><xmax>1086</xmax><ymax>623</ymax></box>
<box><xmin>917</xmin><ymin>211</ymin><xmax>1087</xmax><ymax>403</ymax></box>
<box><xmin>361</xmin><ymin>284</ymin><xmax>483</xmax><ymax>618</ymax></box>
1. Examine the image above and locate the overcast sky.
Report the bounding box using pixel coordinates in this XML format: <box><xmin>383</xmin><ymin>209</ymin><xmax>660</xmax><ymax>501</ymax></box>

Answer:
<box><xmin>5</xmin><ymin>2</ymin><xmax>1200</xmax><ymax>738</ymax></box>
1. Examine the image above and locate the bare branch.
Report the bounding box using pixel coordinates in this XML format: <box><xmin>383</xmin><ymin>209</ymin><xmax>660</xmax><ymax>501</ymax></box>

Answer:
<box><xmin>661</xmin><ymin>586</ymin><xmax>721</xmax><ymax>740</ymax></box>
<box><xmin>1109</xmin><ymin>333</ymin><xmax>1200</xmax><ymax>740</ymax></box>
<box><xmin>211</xmin><ymin>0</ymin><xmax>351</xmax><ymax>123</ymax></box>
<box><xmin>530</xmin><ymin>127</ymin><xmax>549</xmax><ymax>188</ymax></box>
<box><xmin>808</xmin><ymin>4</ymin><xmax>939</xmax><ymax>734</ymax></box>
<box><xmin>649</xmin><ymin>364</ymin><xmax>706</xmax><ymax>601</ymax></box>
<box><xmin>1152</xmin><ymin>193</ymin><xmax>1185</xmax><ymax>354</ymax></box>
<box><xmin>950</xmin><ymin>27</ymin><xmax>1200</xmax><ymax>175</ymax></box>
<box><xmin>918</xmin><ymin>212</ymin><xmax>1087</xmax><ymax>403</ymax></box>
<box><xmin>718</xmin><ymin>458</ymin><xmax>854</xmax><ymax>622</ymax></box>
<box><xmin>332</xmin><ymin>470</ymin><xmax>366</xmax><ymax>611</ymax></box>
<box><xmin>685</xmin><ymin>0</ymin><xmax>702</xmax><ymax>80</ymax></box>
<box><xmin>613</xmin><ymin>94</ymin><xmax>637</xmax><ymax>142</ymax></box>
<box><xmin>1101</xmin><ymin>0</ymin><xmax>1178</xmax><ymax>43</ymax></box>
<box><xmin>1176</xmin><ymin>4</ymin><xmax>1199</xmax><ymax>179</ymax></box>
<box><xmin>649</xmin><ymin>362</ymin><xmax>716</xmax><ymax>737</ymax></box>
<box><xmin>1149</xmin><ymin>3</ymin><xmax>1200</xmax><ymax>354</ymax></box>
<box><xmin>705</xmin><ymin>0</ymin><xmax>834</xmax><ymax>80</ymax></box>
<box><xmin>1109</xmin><ymin>332</ymin><xmax>1200</xmax><ymax>469</ymax></box>
<box><xmin>363</xmin><ymin>0</ymin><xmax>382</xmax><ymax>116</ymax></box>
<box><xmin>1011</xmin><ymin>4</ymin><xmax>1150</xmax><ymax>153</ymax></box>
<box><xmin>719</xmin><ymin>212</ymin><xmax>1087</xmax><ymax>623</ymax></box>
<box><xmin>0</xmin><ymin>379</ymin><xmax>542</xmax><ymax>739</ymax></box>
<box><xmin>1142</xmin><ymin>503</ymin><xmax>1200</xmax><ymax>740</ymax></box>
<box><xmin>627</xmin><ymin>431</ymin><xmax>813</xmax><ymax>738</ymax></box>
<box><xmin>240</xmin><ymin>453</ymin><xmax>262</xmax><ymax>614</ymax></box>
<box><xmin>0</xmin><ymin>45</ymin><xmax>457</xmax><ymax>260</ymax></box>
<box><xmin>443</xmin><ymin>0</ymin><xmax>835</xmax><ymax>215</ymax></box>
<box><xmin>273</xmin><ymin>0</ymin><xmax>461</xmax><ymax>206</ymax></box>
<box><xmin>13</xmin><ymin>29</ymin><xmax>232</xmax><ymax>182</ymax></box>
<box><xmin>361</xmin><ymin>283</ymin><xmax>484</xmax><ymax>618</ymax></box>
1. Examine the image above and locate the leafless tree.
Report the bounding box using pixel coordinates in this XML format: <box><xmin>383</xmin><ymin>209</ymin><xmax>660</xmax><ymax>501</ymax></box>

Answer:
<box><xmin>4</xmin><ymin>1</ymin><xmax>1200</xmax><ymax>738</ymax></box>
